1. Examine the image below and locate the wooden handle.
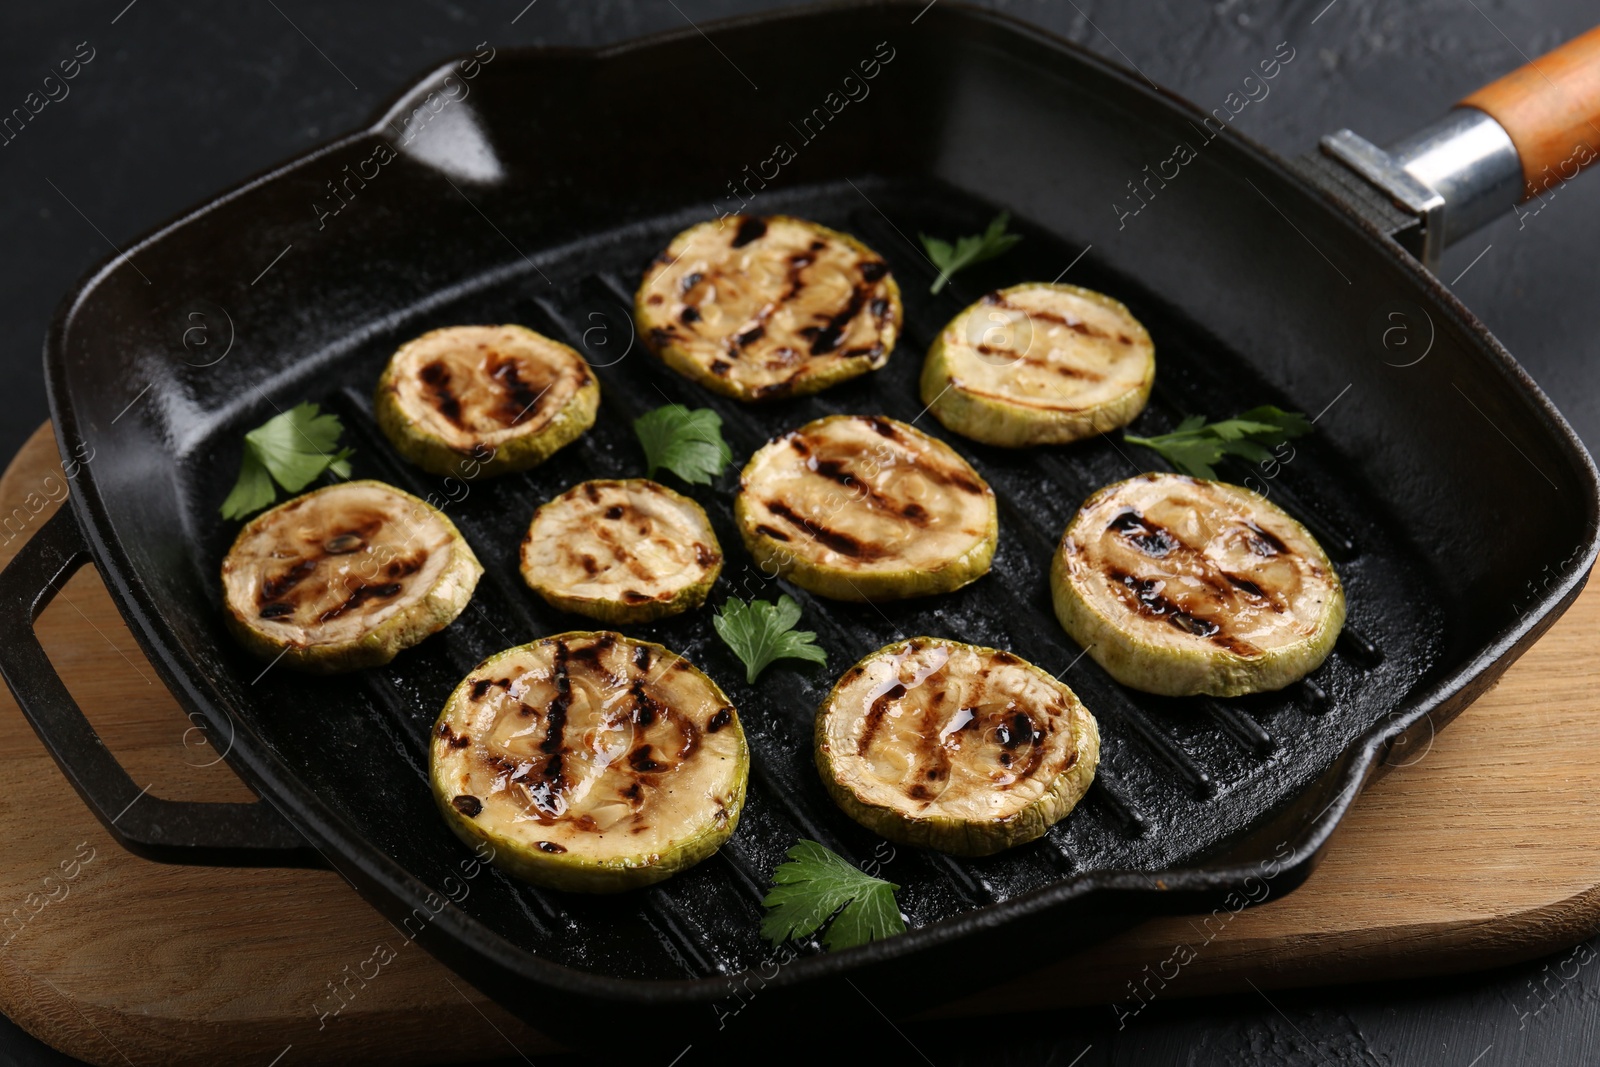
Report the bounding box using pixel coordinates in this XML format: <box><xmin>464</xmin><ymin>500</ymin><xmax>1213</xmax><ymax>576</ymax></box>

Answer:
<box><xmin>1460</xmin><ymin>25</ymin><xmax>1600</xmax><ymax>197</ymax></box>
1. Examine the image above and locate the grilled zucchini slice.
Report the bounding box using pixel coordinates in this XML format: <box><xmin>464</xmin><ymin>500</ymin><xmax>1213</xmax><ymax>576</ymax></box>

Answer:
<box><xmin>520</xmin><ymin>479</ymin><xmax>723</xmax><ymax>624</ymax></box>
<box><xmin>430</xmin><ymin>632</ymin><xmax>749</xmax><ymax>893</ymax></box>
<box><xmin>1051</xmin><ymin>473</ymin><xmax>1345</xmax><ymax>697</ymax></box>
<box><xmin>733</xmin><ymin>415</ymin><xmax>998</xmax><ymax>602</ymax></box>
<box><xmin>816</xmin><ymin>638</ymin><xmax>1100</xmax><ymax>856</ymax></box>
<box><xmin>221</xmin><ymin>479</ymin><xmax>482</xmax><ymax>673</ymax></box>
<box><xmin>375</xmin><ymin>324</ymin><xmax>599</xmax><ymax>477</ymax></box>
<box><xmin>635</xmin><ymin>215</ymin><xmax>902</xmax><ymax>401</ymax></box>
<box><xmin>921</xmin><ymin>283</ymin><xmax>1155</xmax><ymax>447</ymax></box>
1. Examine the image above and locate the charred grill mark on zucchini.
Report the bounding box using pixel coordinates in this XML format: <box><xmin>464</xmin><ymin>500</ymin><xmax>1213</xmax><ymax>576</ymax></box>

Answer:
<box><xmin>817</xmin><ymin>639</ymin><xmax>1100</xmax><ymax>856</ymax></box>
<box><xmin>221</xmin><ymin>480</ymin><xmax>482</xmax><ymax>674</ymax></box>
<box><xmin>520</xmin><ymin>479</ymin><xmax>722</xmax><ymax>623</ymax></box>
<box><xmin>252</xmin><ymin>512</ymin><xmax>387</xmax><ymax>614</ymax></box>
<box><xmin>857</xmin><ymin>682</ymin><xmax>907</xmax><ymax>756</ymax></box>
<box><xmin>802</xmin><ymin>453</ymin><xmax>934</xmax><ymax>527</ymax></box>
<box><xmin>976</xmin><ymin>346</ymin><xmax>1107</xmax><ymax>380</ymax></box>
<box><xmin>731</xmin><ymin>216</ymin><xmax>767</xmax><ymax>246</ymax></box>
<box><xmin>252</xmin><ymin>526</ymin><xmax>427</xmax><ymax>625</ymax></box>
<box><xmin>375</xmin><ymin>324</ymin><xmax>598</xmax><ymax>477</ymax></box>
<box><xmin>782</xmin><ymin>250</ymin><xmax>814</xmax><ymax>304</ymax></box>
<box><xmin>987</xmin><ymin>294</ymin><xmax>1135</xmax><ymax>345</ymax></box>
<box><xmin>808</xmin><ymin>282</ymin><xmax>873</xmax><ymax>356</ymax></box>
<box><xmin>764</xmin><ymin>501</ymin><xmax>881</xmax><ymax>560</ymax></box>
<box><xmin>1052</xmin><ymin>473</ymin><xmax>1345</xmax><ymax>697</ymax></box>
<box><xmin>923</xmin><ymin>283</ymin><xmax>1155</xmax><ymax>447</ymax></box>
<box><xmin>919</xmin><ymin>463</ymin><xmax>988</xmax><ymax>497</ymax></box>
<box><xmin>315</xmin><ymin>580</ymin><xmax>404</xmax><ymax>623</ymax></box>
<box><xmin>1105</xmin><ymin>508</ymin><xmax>1288</xmax><ymax>618</ymax></box>
<box><xmin>629</xmin><ymin>680</ymin><xmax>656</xmax><ymax>726</ymax></box>
<box><xmin>1118</xmin><ymin>506</ymin><xmax>1293</xmax><ymax>608</ymax></box>
<box><xmin>636</xmin><ymin>216</ymin><xmax>902</xmax><ymax>401</ymax></box>
<box><xmin>1104</xmin><ymin>568</ymin><xmax>1260</xmax><ymax>657</ymax></box>
<box><xmin>418</xmin><ymin>360</ymin><xmax>464</xmax><ymax>427</ymax></box>
<box><xmin>486</xmin><ymin>351</ymin><xmax>557</xmax><ymax>427</ymax></box>
<box><xmin>1107</xmin><ymin>508</ymin><xmax>1177</xmax><ymax>557</ymax></box>
<box><xmin>430</xmin><ymin>633</ymin><xmax>747</xmax><ymax>892</ymax></box>
<box><xmin>855</xmin><ymin>657</ymin><xmax>1050</xmax><ymax>795</ymax></box>
<box><xmin>735</xmin><ymin>415</ymin><xmax>997</xmax><ymax>601</ymax></box>
<box><xmin>527</xmin><ymin>639</ymin><xmax>573</xmax><ymax>815</ymax></box>
<box><xmin>1244</xmin><ymin>520</ymin><xmax>1288</xmax><ymax>556</ymax></box>
<box><xmin>258</xmin><ymin>558</ymin><xmax>318</xmax><ymax>605</ymax></box>
<box><xmin>481</xmin><ymin>637</ymin><xmax>705</xmax><ymax>821</ymax></box>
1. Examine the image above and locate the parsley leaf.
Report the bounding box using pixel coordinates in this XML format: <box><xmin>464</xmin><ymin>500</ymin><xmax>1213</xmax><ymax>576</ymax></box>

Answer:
<box><xmin>220</xmin><ymin>403</ymin><xmax>354</xmax><ymax>520</ymax></box>
<box><xmin>713</xmin><ymin>595</ymin><xmax>828</xmax><ymax>684</ymax></box>
<box><xmin>760</xmin><ymin>839</ymin><xmax>905</xmax><ymax>952</ymax></box>
<box><xmin>919</xmin><ymin>211</ymin><xmax>1022</xmax><ymax>294</ymax></box>
<box><xmin>633</xmin><ymin>404</ymin><xmax>732</xmax><ymax>486</ymax></box>
<box><xmin>1124</xmin><ymin>406</ymin><xmax>1312</xmax><ymax>480</ymax></box>
<box><xmin>218</xmin><ymin>451</ymin><xmax>276</xmax><ymax>521</ymax></box>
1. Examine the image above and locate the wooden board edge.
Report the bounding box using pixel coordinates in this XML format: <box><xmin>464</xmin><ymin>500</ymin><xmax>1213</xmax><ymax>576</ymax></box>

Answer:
<box><xmin>5</xmin><ymin>418</ymin><xmax>1600</xmax><ymax>1057</ymax></box>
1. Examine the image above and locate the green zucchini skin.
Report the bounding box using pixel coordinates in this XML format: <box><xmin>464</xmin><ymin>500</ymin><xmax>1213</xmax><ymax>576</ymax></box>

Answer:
<box><xmin>374</xmin><ymin>324</ymin><xmax>599</xmax><ymax>478</ymax></box>
<box><xmin>733</xmin><ymin>414</ymin><xmax>998</xmax><ymax>603</ymax></box>
<box><xmin>430</xmin><ymin>633</ymin><xmax>749</xmax><ymax>893</ymax></box>
<box><xmin>922</xmin><ymin>283</ymin><xmax>1154</xmax><ymax>448</ymax></box>
<box><xmin>221</xmin><ymin>479</ymin><xmax>482</xmax><ymax>674</ymax></box>
<box><xmin>1051</xmin><ymin>473</ymin><xmax>1346</xmax><ymax>697</ymax></box>
<box><xmin>635</xmin><ymin>215</ymin><xmax>903</xmax><ymax>402</ymax></box>
<box><xmin>519</xmin><ymin>479</ymin><xmax>723</xmax><ymax>624</ymax></box>
<box><xmin>815</xmin><ymin>638</ymin><xmax>1100</xmax><ymax>856</ymax></box>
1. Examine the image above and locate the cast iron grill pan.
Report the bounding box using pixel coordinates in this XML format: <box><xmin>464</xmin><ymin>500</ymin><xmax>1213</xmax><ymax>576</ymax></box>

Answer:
<box><xmin>213</xmin><ymin>177</ymin><xmax>1442</xmax><ymax>981</ymax></box>
<box><xmin>8</xmin><ymin>1</ymin><xmax>1595</xmax><ymax>1032</ymax></box>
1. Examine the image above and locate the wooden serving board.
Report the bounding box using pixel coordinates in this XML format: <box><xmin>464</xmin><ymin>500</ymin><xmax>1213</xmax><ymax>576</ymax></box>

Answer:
<box><xmin>3</xmin><ymin>421</ymin><xmax>1599</xmax><ymax>1065</ymax></box>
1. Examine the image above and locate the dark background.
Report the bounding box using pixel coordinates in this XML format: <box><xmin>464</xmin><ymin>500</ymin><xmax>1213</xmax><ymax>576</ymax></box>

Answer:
<box><xmin>2</xmin><ymin>1</ymin><xmax>1598</xmax><ymax>1064</ymax></box>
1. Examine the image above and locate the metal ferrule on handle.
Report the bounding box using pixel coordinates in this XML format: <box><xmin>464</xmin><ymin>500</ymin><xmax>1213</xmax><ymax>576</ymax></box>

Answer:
<box><xmin>1321</xmin><ymin>24</ymin><xmax>1600</xmax><ymax>270</ymax></box>
<box><xmin>1321</xmin><ymin>111</ymin><xmax>1523</xmax><ymax>267</ymax></box>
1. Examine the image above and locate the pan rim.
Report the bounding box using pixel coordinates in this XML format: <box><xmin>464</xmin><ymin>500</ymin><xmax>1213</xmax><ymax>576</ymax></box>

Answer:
<box><xmin>39</xmin><ymin>0</ymin><xmax>1600</xmax><ymax>1005</ymax></box>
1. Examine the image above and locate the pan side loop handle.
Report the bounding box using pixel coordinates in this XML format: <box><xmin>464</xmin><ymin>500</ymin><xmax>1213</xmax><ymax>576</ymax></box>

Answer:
<box><xmin>1461</xmin><ymin>25</ymin><xmax>1600</xmax><ymax>197</ymax></box>
<box><xmin>0</xmin><ymin>507</ymin><xmax>323</xmax><ymax>868</ymax></box>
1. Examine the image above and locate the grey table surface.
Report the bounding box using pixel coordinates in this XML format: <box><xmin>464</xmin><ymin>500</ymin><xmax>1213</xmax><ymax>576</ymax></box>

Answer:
<box><xmin>1</xmin><ymin>1</ymin><xmax>1597</xmax><ymax>1065</ymax></box>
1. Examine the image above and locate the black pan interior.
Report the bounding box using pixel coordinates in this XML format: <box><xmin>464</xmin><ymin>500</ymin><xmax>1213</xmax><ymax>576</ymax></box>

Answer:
<box><xmin>45</xmin><ymin>2</ymin><xmax>1596</xmax><ymax>1000</ymax></box>
<box><xmin>228</xmin><ymin>176</ymin><xmax>1452</xmax><ymax>983</ymax></box>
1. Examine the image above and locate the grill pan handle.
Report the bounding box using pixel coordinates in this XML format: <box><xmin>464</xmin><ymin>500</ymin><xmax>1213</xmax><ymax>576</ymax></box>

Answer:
<box><xmin>1321</xmin><ymin>24</ymin><xmax>1600</xmax><ymax>267</ymax></box>
<box><xmin>1461</xmin><ymin>25</ymin><xmax>1600</xmax><ymax>197</ymax></box>
<box><xmin>0</xmin><ymin>507</ymin><xmax>323</xmax><ymax>867</ymax></box>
